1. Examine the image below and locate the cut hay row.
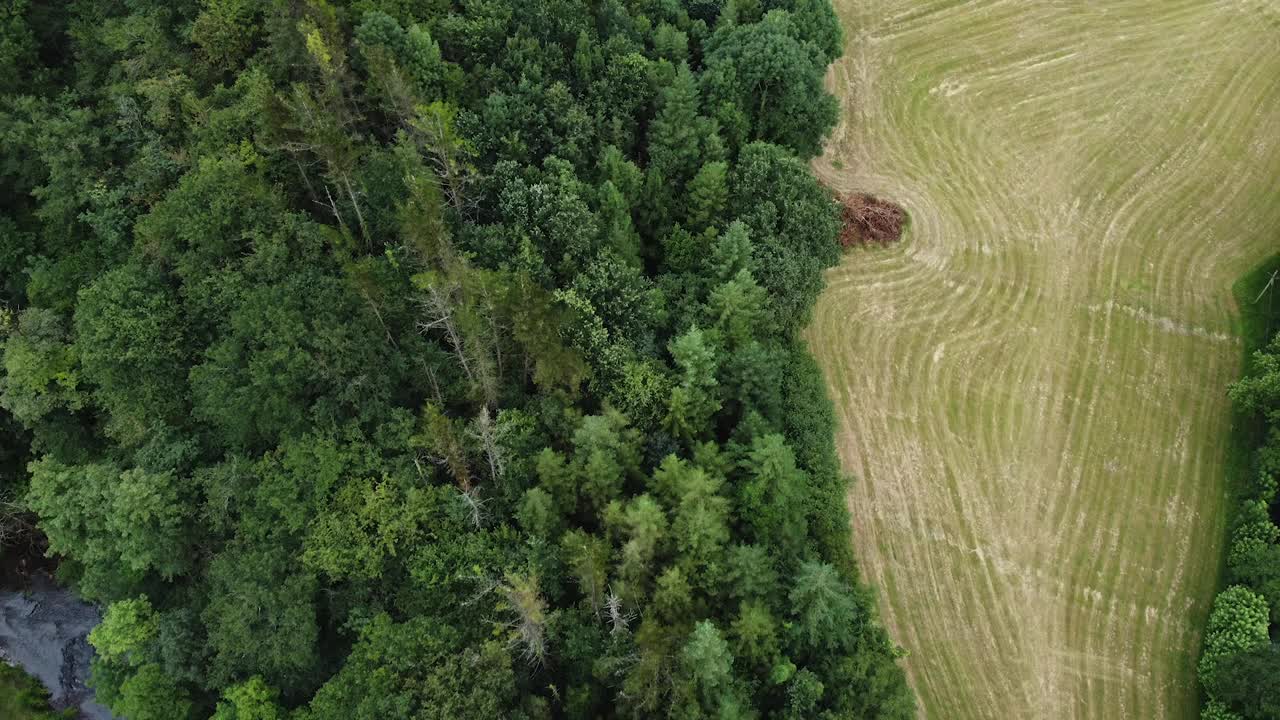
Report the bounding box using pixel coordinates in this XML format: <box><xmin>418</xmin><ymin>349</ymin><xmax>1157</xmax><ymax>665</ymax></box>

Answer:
<box><xmin>806</xmin><ymin>2</ymin><xmax>1280</xmax><ymax>718</ymax></box>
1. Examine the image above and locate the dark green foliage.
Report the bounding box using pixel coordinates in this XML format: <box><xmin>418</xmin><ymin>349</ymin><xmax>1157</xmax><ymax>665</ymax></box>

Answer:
<box><xmin>0</xmin><ymin>0</ymin><xmax>913</xmax><ymax>717</ymax></box>
<box><xmin>74</xmin><ymin>265</ymin><xmax>189</xmax><ymax>443</ymax></box>
<box><xmin>202</xmin><ymin>542</ymin><xmax>321</xmax><ymax>694</ymax></box>
<box><xmin>703</xmin><ymin>10</ymin><xmax>839</xmax><ymax>157</ymax></box>
<box><xmin>300</xmin><ymin>615</ymin><xmax>522</xmax><ymax>720</ymax></box>
<box><xmin>1204</xmin><ymin>645</ymin><xmax>1280</xmax><ymax>720</ymax></box>
<box><xmin>731</xmin><ymin>141</ymin><xmax>842</xmax><ymax>331</ymax></box>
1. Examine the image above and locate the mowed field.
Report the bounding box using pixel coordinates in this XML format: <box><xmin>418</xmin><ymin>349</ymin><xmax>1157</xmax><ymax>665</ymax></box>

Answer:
<box><xmin>806</xmin><ymin>2</ymin><xmax>1280</xmax><ymax>718</ymax></box>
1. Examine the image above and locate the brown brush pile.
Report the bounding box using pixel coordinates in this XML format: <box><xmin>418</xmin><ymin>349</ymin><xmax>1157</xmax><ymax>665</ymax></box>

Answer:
<box><xmin>838</xmin><ymin>193</ymin><xmax>906</xmax><ymax>247</ymax></box>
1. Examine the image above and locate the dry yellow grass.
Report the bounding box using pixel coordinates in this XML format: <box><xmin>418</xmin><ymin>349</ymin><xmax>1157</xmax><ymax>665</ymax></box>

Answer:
<box><xmin>806</xmin><ymin>2</ymin><xmax>1280</xmax><ymax>718</ymax></box>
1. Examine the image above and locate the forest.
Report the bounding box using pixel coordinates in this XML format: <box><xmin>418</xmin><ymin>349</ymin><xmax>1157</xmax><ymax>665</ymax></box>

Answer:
<box><xmin>0</xmin><ymin>0</ymin><xmax>915</xmax><ymax>718</ymax></box>
<box><xmin>1201</xmin><ymin>273</ymin><xmax>1280</xmax><ymax>720</ymax></box>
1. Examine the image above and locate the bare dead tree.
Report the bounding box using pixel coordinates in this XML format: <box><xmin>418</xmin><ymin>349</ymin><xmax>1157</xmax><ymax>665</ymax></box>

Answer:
<box><xmin>1253</xmin><ymin>269</ymin><xmax>1278</xmax><ymax>303</ymax></box>
<box><xmin>410</xmin><ymin>355</ymin><xmax>445</xmax><ymax>408</ymax></box>
<box><xmin>417</xmin><ymin>283</ymin><xmax>478</xmax><ymax>389</ymax></box>
<box><xmin>409</xmin><ymin>104</ymin><xmax>478</xmax><ymax>218</ymax></box>
<box><xmin>462</xmin><ymin>573</ymin><xmax>500</xmax><ymax>607</ymax></box>
<box><xmin>605</xmin><ymin>588</ymin><xmax>634</xmax><ymax>636</ymax></box>
<box><xmin>466</xmin><ymin>406</ymin><xmax>506</xmax><ymax>483</ymax></box>
<box><xmin>321</xmin><ymin>183</ymin><xmax>351</xmax><ymax>236</ymax></box>
<box><xmin>415</xmin><ymin>404</ymin><xmax>473</xmax><ymax>492</ymax></box>
<box><xmin>0</xmin><ymin>495</ymin><xmax>34</xmax><ymax>549</ymax></box>
<box><xmin>478</xmin><ymin>280</ymin><xmax>506</xmax><ymax>385</ymax></box>
<box><xmin>499</xmin><ymin>573</ymin><xmax>549</xmax><ymax>666</ymax></box>
<box><xmin>270</xmin><ymin>67</ymin><xmax>371</xmax><ymax>247</ymax></box>
<box><xmin>459</xmin><ymin>486</ymin><xmax>489</xmax><ymax>529</ymax></box>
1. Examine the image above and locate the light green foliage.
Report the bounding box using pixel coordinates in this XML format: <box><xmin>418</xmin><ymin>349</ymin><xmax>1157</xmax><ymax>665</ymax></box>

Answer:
<box><xmin>569</xmin><ymin>411</ymin><xmax>642</xmax><ymax>512</ymax></box>
<box><xmin>711</xmin><ymin>222</ymin><xmax>756</xmax><ymax>282</ymax></box>
<box><xmin>615</xmin><ymin>495</ymin><xmax>668</xmax><ymax>561</ymax></box>
<box><xmin>671</xmin><ymin>463</ymin><xmax>731</xmax><ymax>583</ymax></box>
<box><xmin>708</xmin><ymin>268</ymin><xmax>768</xmax><ymax>341</ymax></box>
<box><xmin>725</xmin><ymin>543</ymin><xmax>779</xmax><ymax>601</ymax></box>
<box><xmin>1230</xmin><ymin>332</ymin><xmax>1280</xmax><ymax>424</ymax></box>
<box><xmin>191</xmin><ymin>0</ymin><xmax>261</xmax><ymax>71</ymax></box>
<box><xmin>89</xmin><ymin>597</ymin><xmax>158</xmax><ymax>665</ymax></box>
<box><xmin>671</xmin><ymin>328</ymin><xmax>718</xmax><ymax>391</ymax></box>
<box><xmin>0</xmin><ymin>309</ymin><xmax>83</xmax><ymax>428</ymax></box>
<box><xmin>789</xmin><ymin>560</ymin><xmax>861</xmax><ymax>652</ymax></box>
<box><xmin>1203</xmin><ymin>313</ymin><xmax>1280</xmax><ymax>716</ymax></box>
<box><xmin>686</xmin><ymin>161</ymin><xmax>729</xmax><ymax>232</ymax></box>
<box><xmin>665</xmin><ymin>327</ymin><xmax>722</xmax><ymax>442</ymax></box>
<box><xmin>499</xmin><ymin>571</ymin><xmax>550</xmax><ymax>665</ymax></box>
<box><xmin>1251</xmin><ymin>429</ymin><xmax>1280</xmax><ymax>500</ymax></box>
<box><xmin>27</xmin><ymin>459</ymin><xmax>187</xmax><ymax>597</ymax></box>
<box><xmin>133</xmin><ymin>156</ymin><xmax>285</xmax><ymax>283</ymax></box>
<box><xmin>211</xmin><ymin>677</ymin><xmax>286</xmax><ymax>720</ymax></box>
<box><xmin>114</xmin><ymin>664</ymin><xmax>193</xmax><ymax>720</ymax></box>
<box><xmin>570</xmin><ymin>252</ymin><xmax>660</xmax><ymax>352</ymax></box>
<box><xmin>303</xmin><ymin>476</ymin><xmax>424</xmax><ymax>581</ymax></box>
<box><xmin>646</xmin><ymin>64</ymin><xmax>712</xmax><ymax>193</ymax></box>
<box><xmin>730</xmin><ymin>600</ymin><xmax>780</xmax><ymax>669</ymax></box>
<box><xmin>562</xmin><ymin>528</ymin><xmax>609</xmax><ymax>611</ymax></box>
<box><xmin>1226</xmin><ymin>543</ymin><xmax>1280</xmax><ymax>623</ymax></box>
<box><xmin>1227</xmin><ymin>499</ymin><xmax>1280</xmax><ymax>570</ymax></box>
<box><xmin>654</xmin><ymin>566</ymin><xmax>693</xmax><ymax>621</ymax></box>
<box><xmin>739</xmin><ymin>434</ymin><xmax>808</xmax><ymax>554</ymax></box>
<box><xmin>598</xmin><ymin>181</ymin><xmax>642</xmax><ymax>266</ymax></box>
<box><xmin>607</xmin><ymin>358</ymin><xmax>672</xmax><ymax>431</ymax></box>
<box><xmin>681</xmin><ymin>621</ymin><xmax>735</xmax><ymax>706</ymax></box>
<box><xmin>108</xmin><ymin>468</ymin><xmax>187</xmax><ymax>576</ymax></box>
<box><xmin>653</xmin><ymin>23</ymin><xmax>689</xmax><ymax>63</ymax></box>
<box><xmin>1198</xmin><ymin>586</ymin><xmax>1269</xmax><ymax>684</ymax></box>
<box><xmin>518</xmin><ymin>486</ymin><xmax>560</xmax><ymax>539</ymax></box>
<box><xmin>0</xmin><ymin>661</ymin><xmax>75</xmax><ymax>720</ymax></box>
<box><xmin>785</xmin><ymin>668</ymin><xmax>825</xmax><ymax>718</ymax></box>
<box><xmin>1201</xmin><ymin>700</ymin><xmax>1243</xmax><ymax>720</ymax></box>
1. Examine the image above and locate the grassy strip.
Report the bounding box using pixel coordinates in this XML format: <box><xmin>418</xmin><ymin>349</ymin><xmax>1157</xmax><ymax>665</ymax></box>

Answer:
<box><xmin>1199</xmin><ymin>253</ymin><xmax>1280</xmax><ymax>711</ymax></box>
<box><xmin>0</xmin><ymin>663</ymin><xmax>73</xmax><ymax>720</ymax></box>
<box><xmin>1223</xmin><ymin>254</ymin><xmax>1280</xmax><ymax>515</ymax></box>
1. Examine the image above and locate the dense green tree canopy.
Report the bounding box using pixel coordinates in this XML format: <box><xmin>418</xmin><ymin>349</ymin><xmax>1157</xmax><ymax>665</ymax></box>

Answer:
<box><xmin>0</xmin><ymin>0</ymin><xmax>913</xmax><ymax>717</ymax></box>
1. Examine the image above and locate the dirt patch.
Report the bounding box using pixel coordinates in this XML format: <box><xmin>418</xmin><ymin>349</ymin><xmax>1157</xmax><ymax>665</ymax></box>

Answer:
<box><xmin>0</xmin><ymin>525</ymin><xmax>59</xmax><ymax>592</ymax></box>
<box><xmin>838</xmin><ymin>192</ymin><xmax>907</xmax><ymax>247</ymax></box>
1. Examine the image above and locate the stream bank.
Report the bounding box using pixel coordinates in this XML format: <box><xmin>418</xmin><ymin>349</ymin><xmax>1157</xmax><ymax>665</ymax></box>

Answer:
<box><xmin>0</xmin><ymin>570</ymin><xmax>114</xmax><ymax>720</ymax></box>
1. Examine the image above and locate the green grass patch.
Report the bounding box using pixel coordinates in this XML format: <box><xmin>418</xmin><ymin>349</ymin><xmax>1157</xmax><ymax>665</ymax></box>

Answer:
<box><xmin>0</xmin><ymin>663</ymin><xmax>73</xmax><ymax>720</ymax></box>
<box><xmin>1231</xmin><ymin>254</ymin><xmax>1280</xmax><ymax>366</ymax></box>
